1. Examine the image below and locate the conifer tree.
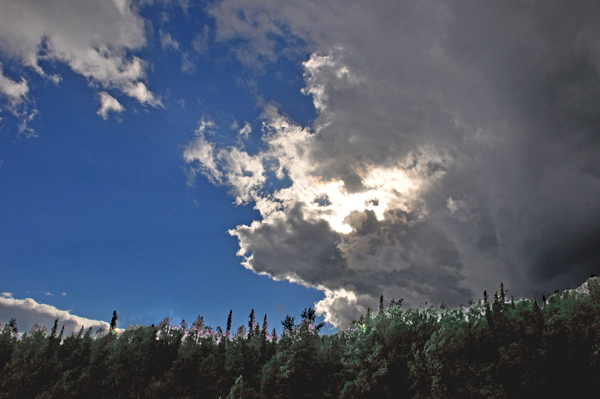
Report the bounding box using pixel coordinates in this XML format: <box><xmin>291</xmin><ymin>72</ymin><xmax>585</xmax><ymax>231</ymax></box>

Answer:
<box><xmin>110</xmin><ymin>311</ymin><xmax>118</xmax><ymax>331</ymax></box>
<box><xmin>8</xmin><ymin>318</ymin><xmax>17</xmax><ymax>334</ymax></box>
<box><xmin>262</xmin><ymin>315</ymin><xmax>268</xmax><ymax>336</ymax></box>
<box><xmin>281</xmin><ymin>315</ymin><xmax>295</xmax><ymax>333</ymax></box>
<box><xmin>378</xmin><ymin>295</ymin><xmax>384</xmax><ymax>315</ymax></box>
<box><xmin>492</xmin><ymin>290</ymin><xmax>504</xmax><ymax>314</ymax></box>
<box><xmin>254</xmin><ymin>322</ymin><xmax>260</xmax><ymax>337</ymax></box>
<box><xmin>226</xmin><ymin>310</ymin><xmax>233</xmax><ymax>334</ymax></box>
<box><xmin>248</xmin><ymin>309</ymin><xmax>255</xmax><ymax>338</ymax></box>
<box><xmin>301</xmin><ymin>307</ymin><xmax>316</xmax><ymax>324</ymax></box>
<box><xmin>51</xmin><ymin>318</ymin><xmax>59</xmax><ymax>338</ymax></box>
<box><xmin>483</xmin><ymin>290</ymin><xmax>492</xmax><ymax>324</ymax></box>
<box><xmin>58</xmin><ymin>325</ymin><xmax>64</xmax><ymax>342</ymax></box>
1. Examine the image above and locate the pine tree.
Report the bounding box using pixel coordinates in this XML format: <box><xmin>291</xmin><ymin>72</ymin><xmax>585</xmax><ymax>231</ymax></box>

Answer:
<box><xmin>248</xmin><ymin>309</ymin><xmax>255</xmax><ymax>338</ymax></box>
<box><xmin>110</xmin><ymin>311</ymin><xmax>118</xmax><ymax>330</ymax></box>
<box><xmin>492</xmin><ymin>291</ymin><xmax>503</xmax><ymax>314</ymax></box>
<box><xmin>51</xmin><ymin>318</ymin><xmax>59</xmax><ymax>338</ymax></box>
<box><xmin>483</xmin><ymin>290</ymin><xmax>492</xmax><ymax>325</ymax></box>
<box><xmin>8</xmin><ymin>318</ymin><xmax>18</xmax><ymax>334</ymax></box>
<box><xmin>378</xmin><ymin>295</ymin><xmax>384</xmax><ymax>315</ymax></box>
<box><xmin>301</xmin><ymin>307</ymin><xmax>316</xmax><ymax>324</ymax></box>
<box><xmin>262</xmin><ymin>315</ymin><xmax>268</xmax><ymax>336</ymax></box>
<box><xmin>226</xmin><ymin>310</ymin><xmax>233</xmax><ymax>334</ymax></box>
<box><xmin>271</xmin><ymin>328</ymin><xmax>277</xmax><ymax>342</ymax></box>
<box><xmin>281</xmin><ymin>315</ymin><xmax>295</xmax><ymax>333</ymax></box>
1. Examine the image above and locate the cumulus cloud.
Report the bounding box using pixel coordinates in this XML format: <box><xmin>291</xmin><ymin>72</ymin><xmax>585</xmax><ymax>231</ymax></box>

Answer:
<box><xmin>0</xmin><ymin>296</ymin><xmax>111</xmax><ymax>336</ymax></box>
<box><xmin>188</xmin><ymin>0</ymin><xmax>600</xmax><ymax>328</ymax></box>
<box><xmin>0</xmin><ymin>0</ymin><xmax>160</xmax><ymax>114</ymax></box>
<box><xmin>97</xmin><ymin>91</ymin><xmax>125</xmax><ymax>119</ymax></box>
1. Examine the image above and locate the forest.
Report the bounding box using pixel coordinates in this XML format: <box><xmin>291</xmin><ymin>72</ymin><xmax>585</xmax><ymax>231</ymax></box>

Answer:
<box><xmin>0</xmin><ymin>277</ymin><xmax>599</xmax><ymax>399</ymax></box>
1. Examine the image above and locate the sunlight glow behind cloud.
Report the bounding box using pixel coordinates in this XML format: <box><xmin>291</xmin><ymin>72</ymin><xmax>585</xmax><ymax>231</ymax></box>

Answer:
<box><xmin>188</xmin><ymin>0</ymin><xmax>600</xmax><ymax>328</ymax></box>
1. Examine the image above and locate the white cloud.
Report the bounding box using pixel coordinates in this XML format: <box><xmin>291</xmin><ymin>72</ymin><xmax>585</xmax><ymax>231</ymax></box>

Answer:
<box><xmin>123</xmin><ymin>82</ymin><xmax>162</xmax><ymax>107</ymax></box>
<box><xmin>0</xmin><ymin>0</ymin><xmax>160</xmax><ymax>113</ymax></box>
<box><xmin>193</xmin><ymin>0</ymin><xmax>600</xmax><ymax>328</ymax></box>
<box><xmin>238</xmin><ymin>122</ymin><xmax>251</xmax><ymax>139</ymax></box>
<box><xmin>183</xmin><ymin>118</ymin><xmax>222</xmax><ymax>185</ymax></box>
<box><xmin>0</xmin><ymin>296</ymin><xmax>111</xmax><ymax>335</ymax></box>
<box><xmin>159</xmin><ymin>29</ymin><xmax>180</xmax><ymax>51</ymax></box>
<box><xmin>1</xmin><ymin>292</ymin><xmax>13</xmax><ymax>299</ymax></box>
<box><xmin>97</xmin><ymin>91</ymin><xmax>125</xmax><ymax>119</ymax></box>
<box><xmin>0</xmin><ymin>67</ymin><xmax>28</xmax><ymax>105</ymax></box>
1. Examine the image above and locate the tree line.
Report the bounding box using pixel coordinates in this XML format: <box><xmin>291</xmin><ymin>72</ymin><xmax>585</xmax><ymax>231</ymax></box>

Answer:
<box><xmin>0</xmin><ymin>277</ymin><xmax>599</xmax><ymax>398</ymax></box>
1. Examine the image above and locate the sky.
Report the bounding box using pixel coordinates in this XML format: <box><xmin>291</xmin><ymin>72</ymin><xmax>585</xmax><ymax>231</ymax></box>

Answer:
<box><xmin>1</xmin><ymin>0</ymin><xmax>599</xmax><ymax>335</ymax></box>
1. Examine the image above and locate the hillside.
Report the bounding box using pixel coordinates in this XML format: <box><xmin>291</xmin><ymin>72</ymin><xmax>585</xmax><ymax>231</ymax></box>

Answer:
<box><xmin>0</xmin><ymin>277</ymin><xmax>599</xmax><ymax>398</ymax></box>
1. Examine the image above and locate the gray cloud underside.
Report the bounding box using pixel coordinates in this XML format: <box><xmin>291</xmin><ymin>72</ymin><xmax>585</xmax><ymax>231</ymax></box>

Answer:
<box><xmin>190</xmin><ymin>0</ymin><xmax>600</xmax><ymax>328</ymax></box>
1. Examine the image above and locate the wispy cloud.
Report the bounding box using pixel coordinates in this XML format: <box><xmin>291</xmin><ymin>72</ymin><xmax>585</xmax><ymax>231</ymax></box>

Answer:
<box><xmin>159</xmin><ymin>29</ymin><xmax>180</xmax><ymax>51</ymax></box>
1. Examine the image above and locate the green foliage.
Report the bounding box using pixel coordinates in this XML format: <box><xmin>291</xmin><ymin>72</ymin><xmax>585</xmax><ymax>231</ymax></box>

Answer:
<box><xmin>0</xmin><ymin>277</ymin><xmax>599</xmax><ymax>398</ymax></box>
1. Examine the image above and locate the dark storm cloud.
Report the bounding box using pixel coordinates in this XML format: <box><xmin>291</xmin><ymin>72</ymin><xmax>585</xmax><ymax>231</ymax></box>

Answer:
<box><xmin>191</xmin><ymin>0</ymin><xmax>600</xmax><ymax>327</ymax></box>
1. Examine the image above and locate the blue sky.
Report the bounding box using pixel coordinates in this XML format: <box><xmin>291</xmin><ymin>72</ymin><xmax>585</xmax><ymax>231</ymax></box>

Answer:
<box><xmin>1</xmin><ymin>0</ymin><xmax>600</xmax><ymax>335</ymax></box>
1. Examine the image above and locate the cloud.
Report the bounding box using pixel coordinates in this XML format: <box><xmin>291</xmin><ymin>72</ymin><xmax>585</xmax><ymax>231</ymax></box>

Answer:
<box><xmin>238</xmin><ymin>122</ymin><xmax>251</xmax><ymax>139</ymax></box>
<box><xmin>1</xmin><ymin>292</ymin><xmax>13</xmax><ymax>299</ymax></box>
<box><xmin>0</xmin><ymin>296</ymin><xmax>111</xmax><ymax>336</ymax></box>
<box><xmin>0</xmin><ymin>67</ymin><xmax>28</xmax><ymax>105</ymax></box>
<box><xmin>192</xmin><ymin>25</ymin><xmax>211</xmax><ymax>54</ymax></box>
<box><xmin>159</xmin><ymin>29</ymin><xmax>180</xmax><ymax>51</ymax></box>
<box><xmin>181</xmin><ymin>52</ymin><xmax>196</xmax><ymax>74</ymax></box>
<box><xmin>97</xmin><ymin>91</ymin><xmax>125</xmax><ymax>119</ymax></box>
<box><xmin>188</xmin><ymin>0</ymin><xmax>600</xmax><ymax>329</ymax></box>
<box><xmin>123</xmin><ymin>82</ymin><xmax>162</xmax><ymax>107</ymax></box>
<box><xmin>0</xmin><ymin>0</ymin><xmax>160</xmax><ymax>114</ymax></box>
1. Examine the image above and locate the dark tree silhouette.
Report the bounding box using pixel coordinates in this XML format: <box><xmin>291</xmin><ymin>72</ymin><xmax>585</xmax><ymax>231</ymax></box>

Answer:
<box><xmin>110</xmin><ymin>310</ymin><xmax>118</xmax><ymax>330</ymax></box>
